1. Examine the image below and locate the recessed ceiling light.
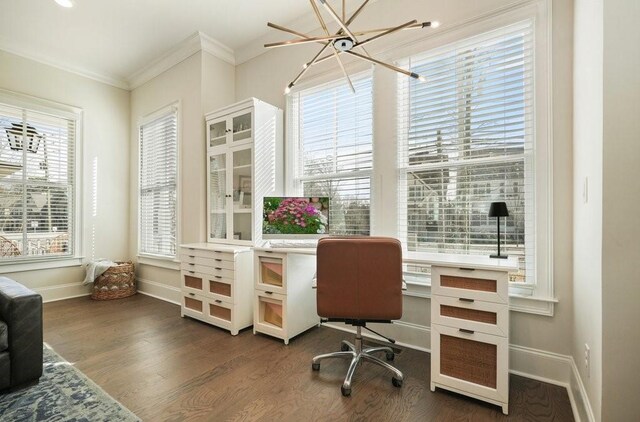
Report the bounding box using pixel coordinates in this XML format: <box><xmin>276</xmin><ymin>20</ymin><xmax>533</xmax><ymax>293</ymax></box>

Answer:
<box><xmin>54</xmin><ymin>0</ymin><xmax>74</xmax><ymax>8</ymax></box>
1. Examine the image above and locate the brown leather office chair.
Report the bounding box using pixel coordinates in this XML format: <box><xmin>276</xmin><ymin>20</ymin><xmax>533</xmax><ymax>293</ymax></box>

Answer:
<box><xmin>312</xmin><ymin>237</ymin><xmax>404</xmax><ymax>396</ymax></box>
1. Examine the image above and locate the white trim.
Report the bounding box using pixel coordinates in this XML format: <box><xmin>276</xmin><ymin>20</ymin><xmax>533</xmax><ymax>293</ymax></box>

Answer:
<box><xmin>33</xmin><ymin>281</ymin><xmax>91</xmax><ymax>303</ymax></box>
<box><xmin>569</xmin><ymin>356</ymin><xmax>596</xmax><ymax>422</ymax></box>
<box><xmin>128</xmin><ymin>31</ymin><xmax>234</xmax><ymax>90</ymax></box>
<box><xmin>0</xmin><ymin>257</ymin><xmax>83</xmax><ymax>274</ymax></box>
<box><xmin>136</xmin><ymin>277</ymin><xmax>181</xmax><ymax>305</ymax></box>
<box><xmin>0</xmin><ymin>45</ymin><xmax>129</xmax><ymax>90</ymax></box>
<box><xmin>137</xmin><ymin>255</ymin><xmax>180</xmax><ymax>271</ymax></box>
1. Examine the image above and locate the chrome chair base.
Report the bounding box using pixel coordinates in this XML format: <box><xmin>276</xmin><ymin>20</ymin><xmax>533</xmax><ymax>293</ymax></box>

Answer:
<box><xmin>311</xmin><ymin>326</ymin><xmax>404</xmax><ymax>396</ymax></box>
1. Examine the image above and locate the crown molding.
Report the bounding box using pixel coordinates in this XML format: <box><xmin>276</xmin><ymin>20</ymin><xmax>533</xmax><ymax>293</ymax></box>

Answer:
<box><xmin>128</xmin><ymin>31</ymin><xmax>235</xmax><ymax>90</ymax></box>
<box><xmin>0</xmin><ymin>41</ymin><xmax>129</xmax><ymax>90</ymax></box>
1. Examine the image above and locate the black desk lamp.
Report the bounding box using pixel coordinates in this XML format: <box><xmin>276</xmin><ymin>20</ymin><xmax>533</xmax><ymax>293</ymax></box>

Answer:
<box><xmin>489</xmin><ymin>202</ymin><xmax>509</xmax><ymax>259</ymax></box>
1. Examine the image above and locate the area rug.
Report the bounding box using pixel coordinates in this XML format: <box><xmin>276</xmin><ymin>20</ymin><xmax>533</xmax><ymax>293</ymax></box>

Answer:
<box><xmin>0</xmin><ymin>345</ymin><xmax>140</xmax><ymax>422</ymax></box>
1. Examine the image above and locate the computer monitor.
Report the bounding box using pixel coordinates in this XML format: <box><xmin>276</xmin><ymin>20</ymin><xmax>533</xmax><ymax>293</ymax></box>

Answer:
<box><xmin>262</xmin><ymin>197</ymin><xmax>330</xmax><ymax>239</ymax></box>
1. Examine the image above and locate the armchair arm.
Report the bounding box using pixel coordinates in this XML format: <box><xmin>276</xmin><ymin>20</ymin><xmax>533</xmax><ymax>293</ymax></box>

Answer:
<box><xmin>0</xmin><ymin>277</ymin><xmax>43</xmax><ymax>387</ymax></box>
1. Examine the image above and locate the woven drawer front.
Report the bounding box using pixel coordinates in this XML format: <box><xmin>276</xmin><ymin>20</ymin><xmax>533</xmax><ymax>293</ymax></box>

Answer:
<box><xmin>184</xmin><ymin>274</ymin><xmax>203</xmax><ymax>291</ymax></box>
<box><xmin>209</xmin><ymin>302</ymin><xmax>232</xmax><ymax>322</ymax></box>
<box><xmin>182</xmin><ymin>293</ymin><xmax>207</xmax><ymax>322</ymax></box>
<box><xmin>441</xmin><ymin>305</ymin><xmax>496</xmax><ymax>324</ymax></box>
<box><xmin>432</xmin><ymin>295</ymin><xmax>507</xmax><ymax>336</ymax></box>
<box><xmin>441</xmin><ymin>334</ymin><xmax>497</xmax><ymax>388</ymax></box>
<box><xmin>432</xmin><ymin>267</ymin><xmax>508</xmax><ymax>304</ymax></box>
<box><xmin>209</xmin><ymin>279</ymin><xmax>233</xmax><ymax>304</ymax></box>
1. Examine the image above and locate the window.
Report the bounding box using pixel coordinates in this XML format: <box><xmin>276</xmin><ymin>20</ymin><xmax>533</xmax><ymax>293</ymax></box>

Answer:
<box><xmin>398</xmin><ymin>21</ymin><xmax>535</xmax><ymax>285</ymax></box>
<box><xmin>287</xmin><ymin>71</ymin><xmax>373</xmax><ymax>235</ymax></box>
<box><xmin>0</xmin><ymin>98</ymin><xmax>77</xmax><ymax>261</ymax></box>
<box><xmin>139</xmin><ymin>105</ymin><xmax>178</xmax><ymax>258</ymax></box>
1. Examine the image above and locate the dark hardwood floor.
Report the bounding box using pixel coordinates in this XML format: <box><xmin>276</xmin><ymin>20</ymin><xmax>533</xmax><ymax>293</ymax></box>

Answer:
<box><xmin>43</xmin><ymin>294</ymin><xmax>574</xmax><ymax>422</ymax></box>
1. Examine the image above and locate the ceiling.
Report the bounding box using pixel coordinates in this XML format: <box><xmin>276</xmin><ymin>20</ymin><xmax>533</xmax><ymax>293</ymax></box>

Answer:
<box><xmin>0</xmin><ymin>0</ymin><xmax>319</xmax><ymax>87</ymax></box>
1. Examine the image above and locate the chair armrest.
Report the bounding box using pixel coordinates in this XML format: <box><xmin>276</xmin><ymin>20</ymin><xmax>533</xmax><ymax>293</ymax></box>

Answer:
<box><xmin>0</xmin><ymin>277</ymin><xmax>43</xmax><ymax>386</ymax></box>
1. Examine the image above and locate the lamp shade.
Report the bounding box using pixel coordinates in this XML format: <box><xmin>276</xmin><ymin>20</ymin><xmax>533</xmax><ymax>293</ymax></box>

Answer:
<box><xmin>488</xmin><ymin>202</ymin><xmax>509</xmax><ymax>217</ymax></box>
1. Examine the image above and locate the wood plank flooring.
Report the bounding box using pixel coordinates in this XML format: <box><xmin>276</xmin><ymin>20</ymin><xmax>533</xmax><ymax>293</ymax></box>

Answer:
<box><xmin>43</xmin><ymin>294</ymin><xmax>574</xmax><ymax>422</ymax></box>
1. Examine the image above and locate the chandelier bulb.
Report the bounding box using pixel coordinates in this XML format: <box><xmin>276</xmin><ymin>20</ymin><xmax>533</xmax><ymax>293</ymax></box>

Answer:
<box><xmin>431</xmin><ymin>21</ymin><xmax>440</xmax><ymax>28</ymax></box>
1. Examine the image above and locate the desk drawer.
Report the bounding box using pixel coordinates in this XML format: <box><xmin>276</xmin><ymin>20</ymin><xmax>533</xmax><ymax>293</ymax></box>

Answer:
<box><xmin>255</xmin><ymin>254</ymin><xmax>286</xmax><ymax>295</ymax></box>
<box><xmin>432</xmin><ymin>323</ymin><xmax>508</xmax><ymax>404</ymax></box>
<box><xmin>432</xmin><ymin>266</ymin><xmax>508</xmax><ymax>304</ymax></box>
<box><xmin>181</xmin><ymin>254</ymin><xmax>235</xmax><ymax>270</ymax></box>
<box><xmin>181</xmin><ymin>263</ymin><xmax>234</xmax><ymax>279</ymax></box>
<box><xmin>254</xmin><ymin>291</ymin><xmax>286</xmax><ymax>338</ymax></box>
<box><xmin>207</xmin><ymin>276</ymin><xmax>234</xmax><ymax>304</ymax></box>
<box><xmin>181</xmin><ymin>271</ymin><xmax>206</xmax><ymax>296</ymax></box>
<box><xmin>180</xmin><ymin>247</ymin><xmax>234</xmax><ymax>262</ymax></box>
<box><xmin>432</xmin><ymin>295</ymin><xmax>508</xmax><ymax>337</ymax></box>
<box><xmin>207</xmin><ymin>298</ymin><xmax>234</xmax><ymax>331</ymax></box>
<box><xmin>182</xmin><ymin>292</ymin><xmax>207</xmax><ymax>322</ymax></box>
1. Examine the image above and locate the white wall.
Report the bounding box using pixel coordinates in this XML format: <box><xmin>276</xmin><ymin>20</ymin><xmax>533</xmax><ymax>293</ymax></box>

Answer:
<box><xmin>601</xmin><ymin>0</ymin><xmax>640</xmax><ymax>419</ymax></box>
<box><xmin>130</xmin><ymin>51</ymin><xmax>235</xmax><ymax>301</ymax></box>
<box><xmin>0</xmin><ymin>50</ymin><xmax>130</xmax><ymax>301</ymax></box>
<box><xmin>235</xmin><ymin>0</ymin><xmax>575</xmax><ymax>357</ymax></box>
<box><xmin>572</xmin><ymin>0</ymin><xmax>603</xmax><ymax>419</ymax></box>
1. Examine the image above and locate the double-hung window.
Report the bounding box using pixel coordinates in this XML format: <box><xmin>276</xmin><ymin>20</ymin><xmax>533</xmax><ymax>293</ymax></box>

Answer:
<box><xmin>287</xmin><ymin>71</ymin><xmax>373</xmax><ymax>235</ymax></box>
<box><xmin>398</xmin><ymin>21</ymin><xmax>535</xmax><ymax>285</ymax></box>
<box><xmin>139</xmin><ymin>105</ymin><xmax>178</xmax><ymax>259</ymax></box>
<box><xmin>0</xmin><ymin>95</ymin><xmax>78</xmax><ymax>261</ymax></box>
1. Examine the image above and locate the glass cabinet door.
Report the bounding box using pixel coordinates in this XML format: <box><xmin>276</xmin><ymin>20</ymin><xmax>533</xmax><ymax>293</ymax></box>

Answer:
<box><xmin>209</xmin><ymin>119</ymin><xmax>227</xmax><ymax>148</ymax></box>
<box><xmin>232</xmin><ymin>111</ymin><xmax>252</xmax><ymax>143</ymax></box>
<box><xmin>232</xmin><ymin>147</ymin><xmax>252</xmax><ymax>241</ymax></box>
<box><xmin>209</xmin><ymin>153</ymin><xmax>227</xmax><ymax>240</ymax></box>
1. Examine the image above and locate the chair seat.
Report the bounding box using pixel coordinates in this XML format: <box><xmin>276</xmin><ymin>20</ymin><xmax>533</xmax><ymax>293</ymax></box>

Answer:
<box><xmin>0</xmin><ymin>320</ymin><xmax>8</xmax><ymax>352</ymax></box>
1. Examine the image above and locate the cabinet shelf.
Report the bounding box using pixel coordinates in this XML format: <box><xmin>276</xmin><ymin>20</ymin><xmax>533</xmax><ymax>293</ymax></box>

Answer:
<box><xmin>232</xmin><ymin>128</ymin><xmax>251</xmax><ymax>136</ymax></box>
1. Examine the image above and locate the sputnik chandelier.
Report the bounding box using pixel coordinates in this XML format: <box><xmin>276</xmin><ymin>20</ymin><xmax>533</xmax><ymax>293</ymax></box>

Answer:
<box><xmin>265</xmin><ymin>0</ymin><xmax>439</xmax><ymax>94</ymax></box>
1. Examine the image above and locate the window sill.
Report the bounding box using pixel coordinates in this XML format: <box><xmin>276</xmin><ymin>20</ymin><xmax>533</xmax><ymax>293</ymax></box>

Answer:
<box><xmin>0</xmin><ymin>257</ymin><xmax>84</xmax><ymax>274</ymax></box>
<box><xmin>403</xmin><ymin>281</ymin><xmax>557</xmax><ymax>316</ymax></box>
<box><xmin>137</xmin><ymin>255</ymin><xmax>180</xmax><ymax>270</ymax></box>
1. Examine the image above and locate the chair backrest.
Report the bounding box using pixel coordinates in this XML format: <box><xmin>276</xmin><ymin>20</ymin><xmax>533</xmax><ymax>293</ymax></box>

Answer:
<box><xmin>316</xmin><ymin>237</ymin><xmax>403</xmax><ymax>321</ymax></box>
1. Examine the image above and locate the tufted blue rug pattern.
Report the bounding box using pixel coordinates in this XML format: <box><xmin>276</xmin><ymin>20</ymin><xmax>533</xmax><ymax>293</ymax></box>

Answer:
<box><xmin>0</xmin><ymin>346</ymin><xmax>139</xmax><ymax>422</ymax></box>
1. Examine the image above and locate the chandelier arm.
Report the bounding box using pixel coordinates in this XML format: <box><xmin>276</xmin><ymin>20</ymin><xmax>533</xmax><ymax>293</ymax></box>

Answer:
<box><xmin>345</xmin><ymin>50</ymin><xmax>421</xmax><ymax>80</ymax></box>
<box><xmin>345</xmin><ymin>0</ymin><xmax>371</xmax><ymax>26</ymax></box>
<box><xmin>288</xmin><ymin>43</ymin><xmax>333</xmax><ymax>91</ymax></box>
<box><xmin>267</xmin><ymin>22</ymin><xmax>315</xmax><ymax>40</ymax></box>
<box><xmin>265</xmin><ymin>34</ymin><xmax>343</xmax><ymax>49</ymax></box>
<box><xmin>354</xmin><ymin>19</ymin><xmax>417</xmax><ymax>48</ymax></box>
<box><xmin>332</xmin><ymin>48</ymin><xmax>355</xmax><ymax>93</ymax></box>
<box><xmin>310</xmin><ymin>0</ymin><xmax>331</xmax><ymax>35</ymax></box>
<box><xmin>318</xmin><ymin>0</ymin><xmax>358</xmax><ymax>41</ymax></box>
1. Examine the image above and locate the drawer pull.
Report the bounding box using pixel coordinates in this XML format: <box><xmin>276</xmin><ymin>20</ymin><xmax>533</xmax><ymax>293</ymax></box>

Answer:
<box><xmin>189</xmin><ymin>293</ymin><xmax>195</xmax><ymax>296</ymax></box>
<box><xmin>188</xmin><ymin>271</ymin><xmax>195</xmax><ymax>274</ymax></box>
<box><xmin>188</xmin><ymin>248</ymin><xmax>195</xmax><ymax>250</ymax></box>
<box><xmin>214</xmin><ymin>276</ymin><xmax>222</xmax><ymax>279</ymax></box>
<box><xmin>215</xmin><ymin>300</ymin><xmax>222</xmax><ymax>304</ymax></box>
<box><xmin>188</xmin><ymin>263</ymin><xmax>195</xmax><ymax>266</ymax></box>
<box><xmin>214</xmin><ymin>250</ymin><xmax>223</xmax><ymax>253</ymax></box>
<box><xmin>265</xmin><ymin>291</ymin><xmax>273</xmax><ymax>295</ymax></box>
<box><xmin>188</xmin><ymin>255</ymin><xmax>195</xmax><ymax>258</ymax></box>
<box><xmin>459</xmin><ymin>329</ymin><xmax>475</xmax><ymax>335</ymax></box>
<box><xmin>459</xmin><ymin>298</ymin><xmax>475</xmax><ymax>303</ymax></box>
<box><xmin>215</xmin><ymin>267</ymin><xmax>222</xmax><ymax>270</ymax></box>
<box><xmin>215</xmin><ymin>259</ymin><xmax>222</xmax><ymax>262</ymax></box>
<box><xmin>459</xmin><ymin>267</ymin><xmax>475</xmax><ymax>271</ymax></box>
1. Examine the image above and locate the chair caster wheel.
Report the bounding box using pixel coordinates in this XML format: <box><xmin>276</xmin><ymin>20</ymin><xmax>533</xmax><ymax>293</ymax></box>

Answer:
<box><xmin>341</xmin><ymin>385</ymin><xmax>351</xmax><ymax>396</ymax></box>
<box><xmin>392</xmin><ymin>377</ymin><xmax>403</xmax><ymax>388</ymax></box>
<box><xmin>312</xmin><ymin>363</ymin><xmax>320</xmax><ymax>371</ymax></box>
<box><xmin>341</xmin><ymin>343</ymin><xmax>350</xmax><ymax>351</ymax></box>
<box><xmin>386</xmin><ymin>352</ymin><xmax>395</xmax><ymax>361</ymax></box>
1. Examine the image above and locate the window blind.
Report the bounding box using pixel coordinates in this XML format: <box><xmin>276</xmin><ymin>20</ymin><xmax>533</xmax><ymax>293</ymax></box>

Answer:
<box><xmin>139</xmin><ymin>107</ymin><xmax>178</xmax><ymax>258</ymax></box>
<box><xmin>288</xmin><ymin>71</ymin><xmax>373</xmax><ymax>235</ymax></box>
<box><xmin>0</xmin><ymin>102</ymin><xmax>76</xmax><ymax>260</ymax></box>
<box><xmin>397</xmin><ymin>21</ymin><xmax>535</xmax><ymax>284</ymax></box>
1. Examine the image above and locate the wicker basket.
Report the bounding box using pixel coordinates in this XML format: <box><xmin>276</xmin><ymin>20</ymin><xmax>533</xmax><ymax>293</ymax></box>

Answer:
<box><xmin>91</xmin><ymin>261</ymin><xmax>136</xmax><ymax>300</ymax></box>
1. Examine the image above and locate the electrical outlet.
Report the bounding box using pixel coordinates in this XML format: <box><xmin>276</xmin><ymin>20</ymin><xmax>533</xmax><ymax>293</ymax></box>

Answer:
<box><xmin>584</xmin><ymin>343</ymin><xmax>591</xmax><ymax>378</ymax></box>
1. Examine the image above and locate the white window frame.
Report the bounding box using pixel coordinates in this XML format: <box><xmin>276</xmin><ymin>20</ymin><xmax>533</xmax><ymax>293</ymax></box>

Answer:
<box><xmin>285</xmin><ymin>69</ymin><xmax>375</xmax><ymax>236</ymax></box>
<box><xmin>0</xmin><ymin>89</ymin><xmax>83</xmax><ymax>273</ymax></box>
<box><xmin>137</xmin><ymin>102</ymin><xmax>181</xmax><ymax>265</ymax></box>
<box><xmin>384</xmin><ymin>0</ymin><xmax>554</xmax><ymax>315</ymax></box>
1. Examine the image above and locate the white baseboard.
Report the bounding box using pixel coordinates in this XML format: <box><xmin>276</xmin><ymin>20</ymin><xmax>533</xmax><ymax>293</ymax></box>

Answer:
<box><xmin>35</xmin><ymin>282</ymin><xmax>91</xmax><ymax>303</ymax></box>
<box><xmin>568</xmin><ymin>357</ymin><xmax>596</xmax><ymax>422</ymax></box>
<box><xmin>136</xmin><ymin>277</ymin><xmax>181</xmax><ymax>305</ymax></box>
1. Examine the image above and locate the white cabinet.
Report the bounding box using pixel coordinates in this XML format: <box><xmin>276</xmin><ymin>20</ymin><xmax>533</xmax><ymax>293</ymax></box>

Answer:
<box><xmin>180</xmin><ymin>243</ymin><xmax>253</xmax><ymax>335</ymax></box>
<box><xmin>253</xmin><ymin>250</ymin><xmax>318</xmax><ymax>345</ymax></box>
<box><xmin>206</xmin><ymin>98</ymin><xmax>283</xmax><ymax>245</ymax></box>
<box><xmin>430</xmin><ymin>263</ymin><xmax>515</xmax><ymax>415</ymax></box>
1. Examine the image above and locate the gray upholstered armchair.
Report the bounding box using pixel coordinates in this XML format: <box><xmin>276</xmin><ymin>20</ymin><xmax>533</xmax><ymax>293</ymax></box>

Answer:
<box><xmin>0</xmin><ymin>277</ymin><xmax>43</xmax><ymax>391</ymax></box>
